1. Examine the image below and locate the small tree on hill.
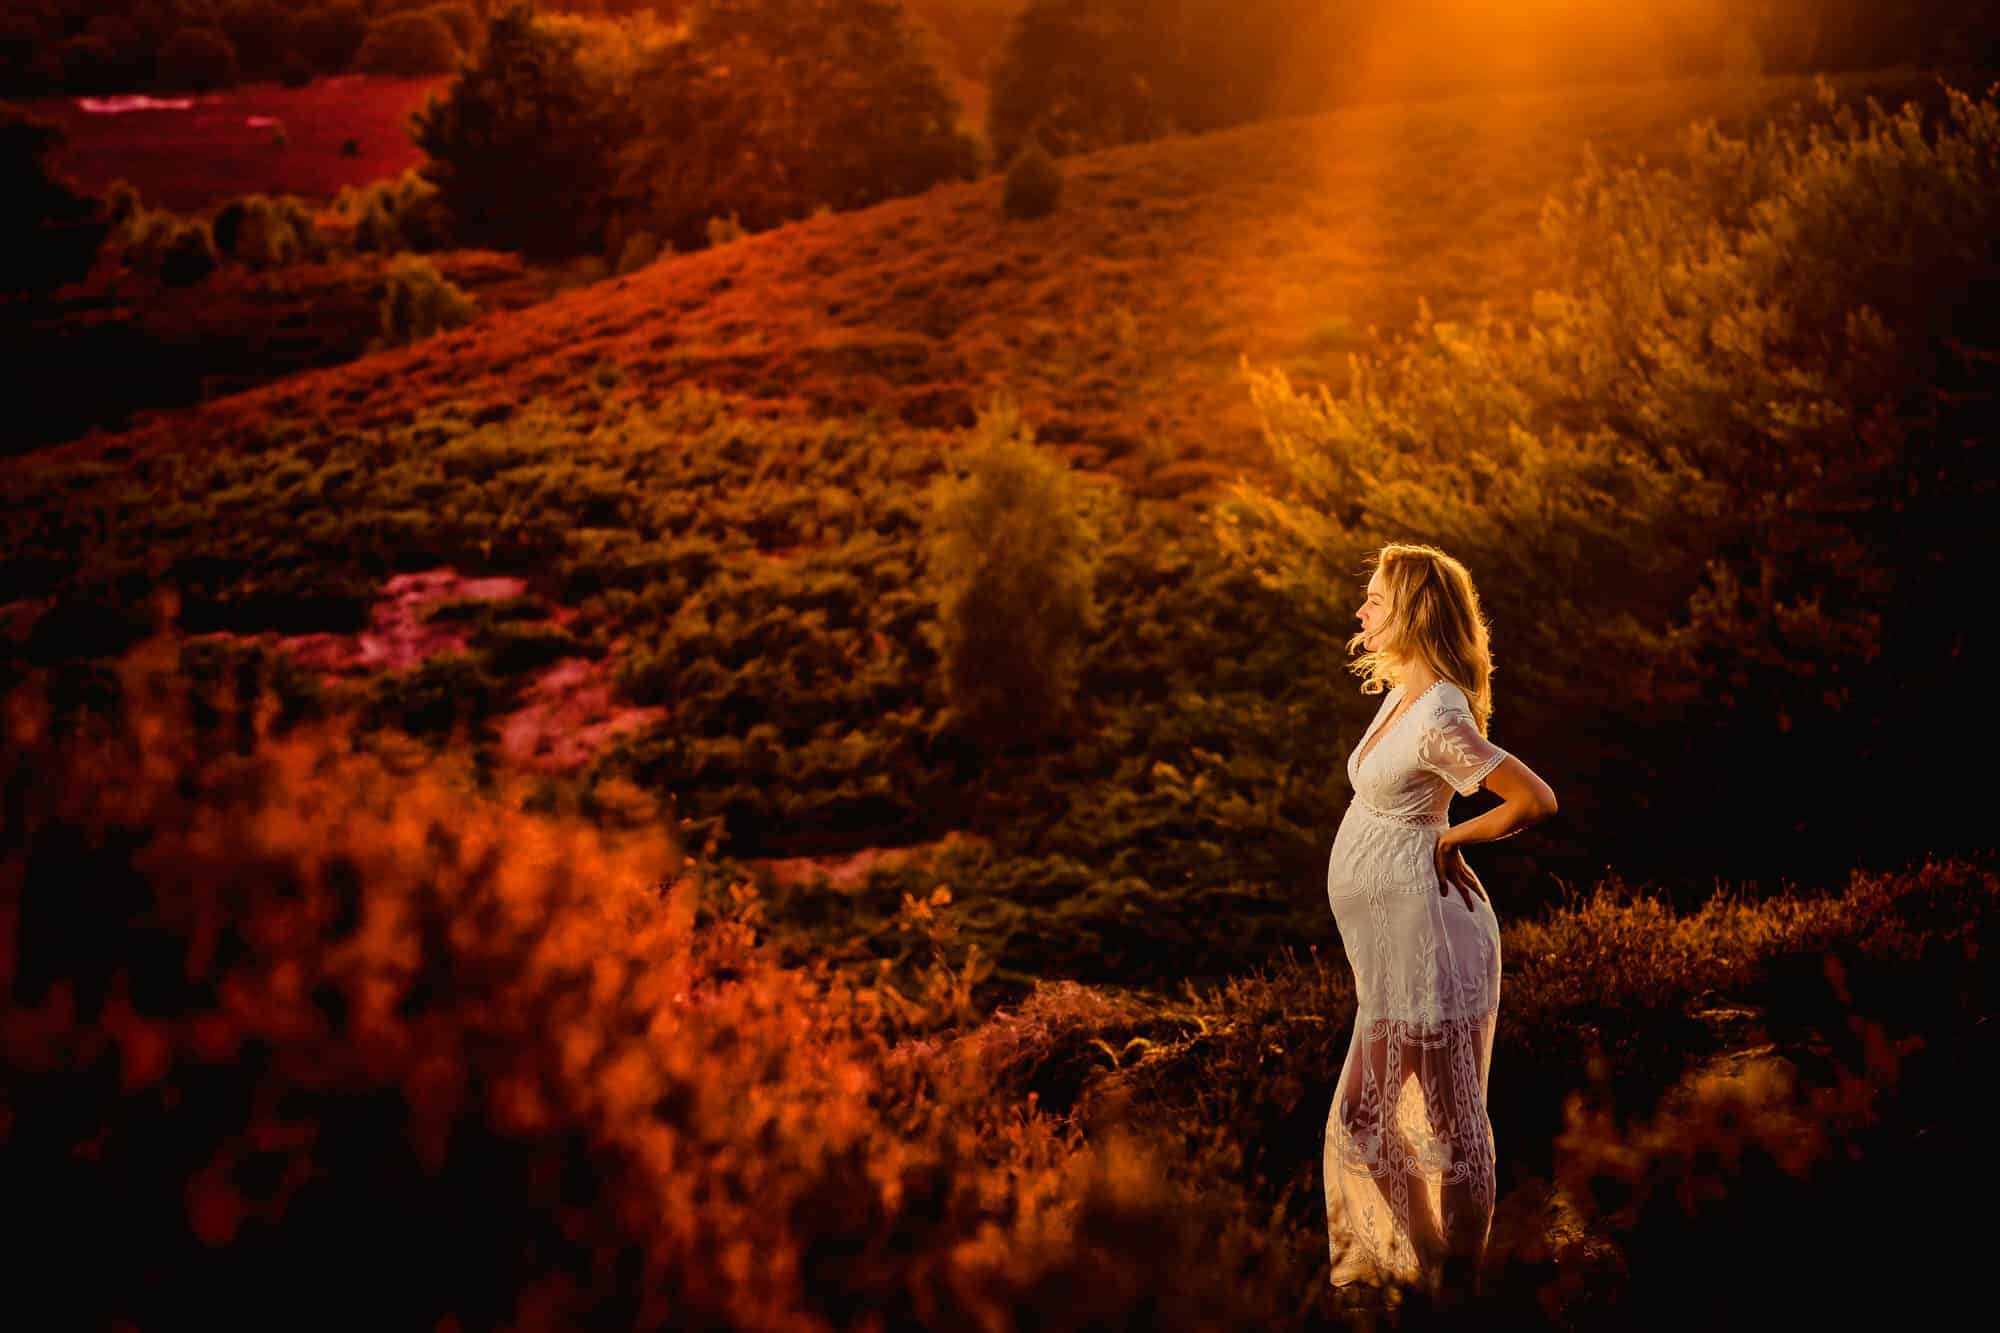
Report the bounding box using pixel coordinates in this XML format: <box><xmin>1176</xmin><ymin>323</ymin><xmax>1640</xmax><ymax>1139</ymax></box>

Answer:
<box><xmin>410</xmin><ymin>1</ymin><xmax>635</xmax><ymax>259</ymax></box>
<box><xmin>923</xmin><ymin>397</ymin><xmax>1104</xmax><ymax>752</ymax></box>
<box><xmin>1002</xmin><ymin>141</ymin><xmax>1061</xmax><ymax>218</ymax></box>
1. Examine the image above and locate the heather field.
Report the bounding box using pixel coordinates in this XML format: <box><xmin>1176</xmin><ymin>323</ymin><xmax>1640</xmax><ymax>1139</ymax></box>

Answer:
<box><xmin>18</xmin><ymin>74</ymin><xmax>450</xmax><ymax>212</ymax></box>
<box><xmin>6</xmin><ymin>55</ymin><xmax>2000</xmax><ymax>1331</ymax></box>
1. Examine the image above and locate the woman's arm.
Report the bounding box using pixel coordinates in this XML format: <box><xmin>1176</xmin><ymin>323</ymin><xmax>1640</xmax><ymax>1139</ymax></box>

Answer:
<box><xmin>1434</xmin><ymin>755</ymin><xmax>1557</xmax><ymax>907</ymax></box>
<box><xmin>1447</xmin><ymin>755</ymin><xmax>1557</xmax><ymax>849</ymax></box>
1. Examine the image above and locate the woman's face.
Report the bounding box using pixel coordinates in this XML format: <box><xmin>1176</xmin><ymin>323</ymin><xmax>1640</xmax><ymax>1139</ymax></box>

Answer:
<box><xmin>1357</xmin><ymin>569</ymin><xmax>1392</xmax><ymax>654</ymax></box>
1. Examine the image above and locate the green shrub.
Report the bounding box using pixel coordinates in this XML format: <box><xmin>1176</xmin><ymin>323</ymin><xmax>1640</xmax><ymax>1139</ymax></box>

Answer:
<box><xmin>156</xmin><ymin>27</ymin><xmax>240</xmax><ymax>91</ymax></box>
<box><xmin>703</xmin><ymin>211</ymin><xmax>745</xmax><ymax>247</ymax></box>
<box><xmin>354</xmin><ymin>10</ymin><xmax>460</xmax><ymax>76</ymax></box>
<box><xmin>232</xmin><ymin>195</ymin><xmax>295</xmax><ymax>268</ymax></box>
<box><xmin>337</xmin><ymin>169</ymin><xmax>449</xmax><ymax>253</ymax></box>
<box><xmin>159</xmin><ymin>217</ymin><xmax>219</xmax><ymax>285</ymax></box>
<box><xmin>1001</xmin><ymin>140</ymin><xmax>1062</xmax><ymax>218</ymax></box>
<box><xmin>613</xmin><ymin>227</ymin><xmax>662</xmax><ymax>274</ymax></box>
<box><xmin>922</xmin><ymin>396</ymin><xmax>1104</xmax><ymax>750</ymax></box>
<box><xmin>103</xmin><ymin>179</ymin><xmax>141</xmax><ymax>227</ymax></box>
<box><xmin>372</xmin><ymin>252</ymin><xmax>479</xmax><ymax>349</ymax></box>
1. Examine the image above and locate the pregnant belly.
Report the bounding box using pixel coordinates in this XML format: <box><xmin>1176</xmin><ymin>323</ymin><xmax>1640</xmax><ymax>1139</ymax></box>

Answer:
<box><xmin>1326</xmin><ymin>799</ymin><xmax>1439</xmax><ymax>903</ymax></box>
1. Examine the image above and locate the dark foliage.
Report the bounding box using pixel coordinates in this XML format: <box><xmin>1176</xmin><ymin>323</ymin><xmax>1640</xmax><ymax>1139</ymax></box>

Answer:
<box><xmin>156</xmin><ymin>26</ymin><xmax>240</xmax><ymax>92</ymax></box>
<box><xmin>354</xmin><ymin>10</ymin><xmax>460</xmax><ymax>77</ymax></box>
<box><xmin>613</xmin><ymin>0</ymin><xmax>981</xmax><ymax>251</ymax></box>
<box><xmin>410</xmin><ymin>1</ymin><xmax>634</xmax><ymax>260</ymax></box>
<box><xmin>0</xmin><ymin>102</ymin><xmax>109</xmax><ymax>295</ymax></box>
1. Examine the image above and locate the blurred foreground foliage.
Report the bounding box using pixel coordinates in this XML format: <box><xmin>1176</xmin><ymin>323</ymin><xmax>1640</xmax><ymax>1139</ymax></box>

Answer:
<box><xmin>3</xmin><ymin>633</ymin><xmax>1992</xmax><ymax>1327</ymax></box>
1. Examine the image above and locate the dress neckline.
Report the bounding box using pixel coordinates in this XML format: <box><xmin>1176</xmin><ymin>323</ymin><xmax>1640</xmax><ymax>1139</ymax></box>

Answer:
<box><xmin>1352</xmin><ymin>678</ymin><xmax>1444</xmax><ymax>773</ymax></box>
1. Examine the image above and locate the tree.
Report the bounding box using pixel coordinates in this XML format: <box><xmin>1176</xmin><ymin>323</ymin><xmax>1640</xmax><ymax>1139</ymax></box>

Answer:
<box><xmin>613</xmin><ymin>0</ymin><xmax>980</xmax><ymax>251</ymax></box>
<box><xmin>156</xmin><ymin>27</ymin><xmax>240</xmax><ymax>91</ymax></box>
<box><xmin>923</xmin><ymin>397</ymin><xmax>1103</xmax><ymax>751</ymax></box>
<box><xmin>409</xmin><ymin>1</ymin><xmax>636</xmax><ymax>259</ymax></box>
<box><xmin>0</xmin><ymin>103</ymin><xmax>111</xmax><ymax>295</ymax></box>
<box><xmin>355</xmin><ymin>11</ymin><xmax>461</xmax><ymax>76</ymax></box>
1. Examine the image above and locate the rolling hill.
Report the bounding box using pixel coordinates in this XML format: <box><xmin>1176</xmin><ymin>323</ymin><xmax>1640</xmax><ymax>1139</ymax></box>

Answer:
<box><xmin>40</xmin><ymin>69</ymin><xmax>1938</xmax><ymax>500</ymax></box>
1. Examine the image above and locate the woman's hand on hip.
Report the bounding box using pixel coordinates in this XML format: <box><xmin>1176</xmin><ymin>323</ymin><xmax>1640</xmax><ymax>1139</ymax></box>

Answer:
<box><xmin>1435</xmin><ymin>832</ymin><xmax>1486</xmax><ymax>911</ymax></box>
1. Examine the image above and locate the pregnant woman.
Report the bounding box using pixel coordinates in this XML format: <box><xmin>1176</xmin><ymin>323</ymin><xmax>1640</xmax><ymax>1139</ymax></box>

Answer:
<box><xmin>1323</xmin><ymin>543</ymin><xmax>1559</xmax><ymax>1301</ymax></box>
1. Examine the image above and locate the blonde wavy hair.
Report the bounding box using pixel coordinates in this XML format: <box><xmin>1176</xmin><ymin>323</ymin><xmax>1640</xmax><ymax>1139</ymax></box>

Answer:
<box><xmin>1345</xmin><ymin>543</ymin><xmax>1496</xmax><ymax>734</ymax></box>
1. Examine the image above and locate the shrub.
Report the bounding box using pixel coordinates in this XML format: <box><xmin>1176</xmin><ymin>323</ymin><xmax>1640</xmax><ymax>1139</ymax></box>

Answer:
<box><xmin>372</xmin><ymin>252</ymin><xmax>478</xmax><ymax>349</ymax></box>
<box><xmin>103</xmin><ymin>179</ymin><xmax>142</xmax><ymax>227</ymax></box>
<box><xmin>1002</xmin><ymin>140</ymin><xmax>1062</xmax><ymax>218</ymax></box>
<box><xmin>158</xmin><ymin>217</ymin><xmax>219</xmax><ymax>285</ymax></box>
<box><xmin>156</xmin><ymin>26</ymin><xmax>240</xmax><ymax>91</ymax></box>
<box><xmin>703</xmin><ymin>211</ymin><xmax>745</xmax><ymax>247</ymax></box>
<box><xmin>0</xmin><ymin>103</ymin><xmax>110</xmax><ymax>295</ymax></box>
<box><xmin>922</xmin><ymin>396</ymin><xmax>1105</xmax><ymax>751</ymax></box>
<box><xmin>354</xmin><ymin>10</ymin><xmax>460</xmax><ymax>76</ymax></box>
<box><xmin>231</xmin><ymin>195</ymin><xmax>297</xmax><ymax>268</ymax></box>
<box><xmin>277</xmin><ymin>49</ymin><xmax>312</xmax><ymax>86</ymax></box>
<box><xmin>613</xmin><ymin>227</ymin><xmax>662</xmax><ymax>274</ymax></box>
<box><xmin>210</xmin><ymin>195</ymin><xmax>248</xmax><ymax>255</ymax></box>
<box><xmin>411</xmin><ymin>1</ymin><xmax>634</xmax><ymax>259</ymax></box>
<box><xmin>335</xmin><ymin>169</ymin><xmax>449</xmax><ymax>253</ymax></box>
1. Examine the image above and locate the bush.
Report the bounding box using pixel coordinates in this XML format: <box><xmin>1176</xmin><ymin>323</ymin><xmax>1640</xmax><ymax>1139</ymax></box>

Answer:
<box><xmin>338</xmin><ymin>168</ymin><xmax>450</xmax><ymax>253</ymax></box>
<box><xmin>1002</xmin><ymin>140</ymin><xmax>1062</xmax><ymax>218</ymax></box>
<box><xmin>411</xmin><ymin>1</ymin><xmax>634</xmax><ymax>259</ymax></box>
<box><xmin>0</xmin><ymin>103</ymin><xmax>110</xmax><ymax>295</ymax></box>
<box><xmin>354</xmin><ymin>10</ymin><xmax>460</xmax><ymax>76</ymax></box>
<box><xmin>277</xmin><ymin>49</ymin><xmax>312</xmax><ymax>86</ymax></box>
<box><xmin>613</xmin><ymin>227</ymin><xmax>662</xmax><ymax>274</ymax></box>
<box><xmin>372</xmin><ymin>252</ymin><xmax>478</xmax><ymax>349</ymax></box>
<box><xmin>158</xmin><ymin>217</ymin><xmax>219</xmax><ymax>285</ymax></box>
<box><xmin>207</xmin><ymin>194</ymin><xmax>324</xmax><ymax>268</ymax></box>
<box><xmin>923</xmin><ymin>396</ymin><xmax>1104</xmax><ymax>750</ymax></box>
<box><xmin>156</xmin><ymin>26</ymin><xmax>240</xmax><ymax>91</ymax></box>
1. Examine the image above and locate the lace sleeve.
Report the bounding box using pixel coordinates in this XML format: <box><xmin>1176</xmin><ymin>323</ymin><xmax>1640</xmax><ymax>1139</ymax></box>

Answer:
<box><xmin>1416</xmin><ymin>706</ymin><xmax>1509</xmax><ymax>797</ymax></box>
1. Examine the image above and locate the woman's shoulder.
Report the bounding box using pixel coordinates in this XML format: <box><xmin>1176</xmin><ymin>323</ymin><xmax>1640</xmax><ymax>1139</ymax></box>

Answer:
<box><xmin>1427</xmin><ymin>678</ymin><xmax>1478</xmax><ymax>721</ymax></box>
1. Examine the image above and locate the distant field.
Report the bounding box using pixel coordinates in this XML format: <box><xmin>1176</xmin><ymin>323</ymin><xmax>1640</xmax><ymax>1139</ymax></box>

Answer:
<box><xmin>20</xmin><ymin>74</ymin><xmax>450</xmax><ymax>212</ymax></box>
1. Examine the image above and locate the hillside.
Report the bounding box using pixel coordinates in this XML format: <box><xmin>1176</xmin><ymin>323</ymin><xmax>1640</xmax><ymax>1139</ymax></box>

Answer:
<box><xmin>40</xmin><ymin>69</ymin><xmax>1937</xmax><ymax>498</ymax></box>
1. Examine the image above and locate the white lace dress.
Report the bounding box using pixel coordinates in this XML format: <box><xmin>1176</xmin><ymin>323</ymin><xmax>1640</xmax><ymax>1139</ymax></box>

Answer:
<box><xmin>1322</xmin><ymin>678</ymin><xmax>1509</xmax><ymax>1290</ymax></box>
